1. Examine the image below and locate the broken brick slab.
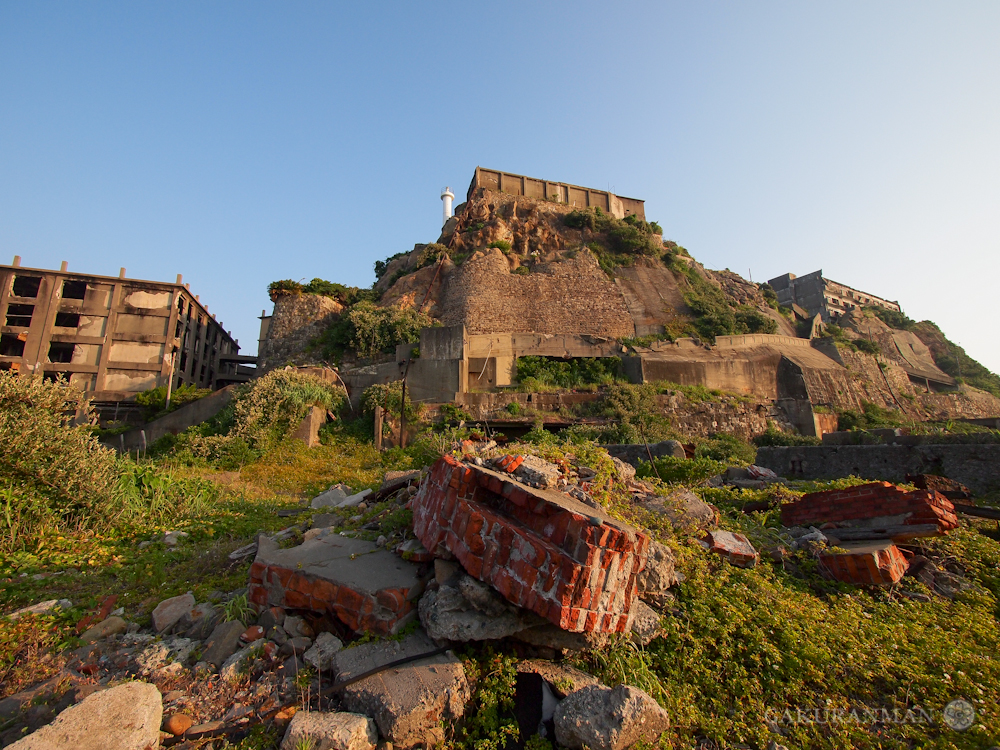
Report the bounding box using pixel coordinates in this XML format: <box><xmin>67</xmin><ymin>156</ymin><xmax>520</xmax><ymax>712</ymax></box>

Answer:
<box><xmin>703</xmin><ymin>530</ymin><xmax>758</xmax><ymax>568</ymax></box>
<box><xmin>411</xmin><ymin>455</ymin><xmax>649</xmax><ymax>634</ymax></box>
<box><xmin>819</xmin><ymin>540</ymin><xmax>908</xmax><ymax>585</ymax></box>
<box><xmin>248</xmin><ymin>534</ymin><xmax>428</xmax><ymax>636</ymax></box>
<box><xmin>780</xmin><ymin>482</ymin><xmax>958</xmax><ymax>535</ymax></box>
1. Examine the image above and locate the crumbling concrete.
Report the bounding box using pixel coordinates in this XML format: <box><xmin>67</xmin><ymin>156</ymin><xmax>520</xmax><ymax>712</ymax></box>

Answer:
<box><xmin>331</xmin><ymin>631</ymin><xmax>470</xmax><ymax>749</ymax></box>
<box><xmin>249</xmin><ymin>534</ymin><xmax>427</xmax><ymax>635</ymax></box>
<box><xmin>411</xmin><ymin>455</ymin><xmax>649</xmax><ymax>634</ymax></box>
<box><xmin>280</xmin><ymin>711</ymin><xmax>377</xmax><ymax>750</ymax></box>
<box><xmin>554</xmin><ymin>684</ymin><xmax>669</xmax><ymax>750</ymax></box>
<box><xmin>703</xmin><ymin>531</ymin><xmax>759</xmax><ymax>568</ymax></box>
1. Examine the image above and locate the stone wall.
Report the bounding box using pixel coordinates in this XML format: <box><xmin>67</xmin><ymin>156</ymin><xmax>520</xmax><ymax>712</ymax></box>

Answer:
<box><xmin>257</xmin><ymin>294</ymin><xmax>342</xmax><ymax>374</ymax></box>
<box><xmin>438</xmin><ymin>248</ymin><xmax>635</xmax><ymax>338</ymax></box>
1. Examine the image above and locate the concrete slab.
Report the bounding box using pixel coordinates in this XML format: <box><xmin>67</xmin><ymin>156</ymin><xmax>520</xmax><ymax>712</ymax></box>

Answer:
<box><xmin>331</xmin><ymin>630</ymin><xmax>470</xmax><ymax>749</ymax></box>
<box><xmin>249</xmin><ymin>534</ymin><xmax>428</xmax><ymax>635</ymax></box>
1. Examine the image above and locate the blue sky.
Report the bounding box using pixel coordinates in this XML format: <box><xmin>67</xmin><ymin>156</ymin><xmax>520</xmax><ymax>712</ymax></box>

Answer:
<box><xmin>2</xmin><ymin>2</ymin><xmax>998</xmax><ymax>371</ymax></box>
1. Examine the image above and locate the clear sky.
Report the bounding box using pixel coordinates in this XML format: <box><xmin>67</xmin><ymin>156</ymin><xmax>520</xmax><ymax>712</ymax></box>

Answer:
<box><xmin>2</xmin><ymin>2</ymin><xmax>998</xmax><ymax>371</ymax></box>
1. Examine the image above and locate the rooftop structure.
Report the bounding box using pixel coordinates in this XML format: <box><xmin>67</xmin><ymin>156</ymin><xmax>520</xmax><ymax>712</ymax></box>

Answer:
<box><xmin>467</xmin><ymin>167</ymin><xmax>645</xmax><ymax>221</ymax></box>
<box><xmin>767</xmin><ymin>270</ymin><xmax>901</xmax><ymax>323</ymax></box>
<box><xmin>0</xmin><ymin>257</ymin><xmax>252</xmax><ymax>403</ymax></box>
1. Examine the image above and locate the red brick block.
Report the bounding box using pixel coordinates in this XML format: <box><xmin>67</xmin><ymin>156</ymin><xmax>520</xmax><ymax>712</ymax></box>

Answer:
<box><xmin>819</xmin><ymin>541</ymin><xmax>908</xmax><ymax>585</ymax></box>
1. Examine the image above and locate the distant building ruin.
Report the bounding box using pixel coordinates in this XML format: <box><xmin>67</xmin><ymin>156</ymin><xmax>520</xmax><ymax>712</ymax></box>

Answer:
<box><xmin>767</xmin><ymin>270</ymin><xmax>901</xmax><ymax>323</ymax></box>
<box><xmin>467</xmin><ymin>167</ymin><xmax>646</xmax><ymax>221</ymax></box>
<box><xmin>0</xmin><ymin>258</ymin><xmax>254</xmax><ymax>405</ymax></box>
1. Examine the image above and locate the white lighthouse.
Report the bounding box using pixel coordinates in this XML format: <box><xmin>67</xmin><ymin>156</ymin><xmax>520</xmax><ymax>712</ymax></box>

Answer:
<box><xmin>440</xmin><ymin>186</ymin><xmax>455</xmax><ymax>225</ymax></box>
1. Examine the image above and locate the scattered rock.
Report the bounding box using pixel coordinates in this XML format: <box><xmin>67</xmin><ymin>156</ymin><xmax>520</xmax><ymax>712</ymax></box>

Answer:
<box><xmin>337</xmin><ymin>489</ymin><xmax>373</xmax><ymax>509</ymax></box>
<box><xmin>312</xmin><ymin>486</ymin><xmax>349</xmax><ymax>509</ymax></box>
<box><xmin>284</xmin><ymin>615</ymin><xmax>314</xmax><ymax>639</ymax></box>
<box><xmin>220</xmin><ymin>646</ymin><xmax>259</xmax><ymax>683</ymax></box>
<box><xmin>259</xmin><ymin>606</ymin><xmax>286</xmax><ymax>632</ymax></box>
<box><xmin>7</xmin><ymin>599</ymin><xmax>72</xmax><ymax>621</ymax></box>
<box><xmin>202</xmin><ymin>619</ymin><xmax>245</xmax><ymax>667</ymax></box>
<box><xmin>554</xmin><ymin>684</ymin><xmax>669</xmax><ymax>750</ymax></box>
<box><xmin>610</xmin><ymin>457</ymin><xmax>636</xmax><ymax>482</ymax></box>
<box><xmin>395</xmin><ymin>538</ymin><xmax>433</xmax><ymax>563</ymax></box>
<box><xmin>135</xmin><ymin>636</ymin><xmax>198</xmax><ymax>674</ymax></box>
<box><xmin>630</xmin><ymin>601</ymin><xmax>662</xmax><ymax>646</ymax></box>
<box><xmin>177</xmin><ymin>602</ymin><xmax>219</xmax><ymax>639</ymax></box>
<box><xmin>304</xmin><ymin>632</ymin><xmax>344</xmax><ymax>671</ymax></box>
<box><xmin>381</xmin><ymin>470</ymin><xmax>421</xmax><ymax>492</ymax></box>
<box><xmin>516</xmin><ymin>660</ymin><xmax>602</xmax><ymax>698</ymax></box>
<box><xmin>514</xmin><ymin>455</ymin><xmax>562</xmax><ymax>488</ymax></box>
<box><xmin>164</xmin><ymin>713</ymin><xmax>194</xmax><ymax>736</ymax></box>
<box><xmin>512</xmin><ymin>622</ymin><xmax>609</xmax><ymax>652</ymax></box>
<box><xmin>419</xmin><ymin>582</ymin><xmax>536</xmax><ymax>642</ymax></box>
<box><xmin>332</xmin><ymin>630</ymin><xmax>470</xmax><ymax>749</ymax></box>
<box><xmin>281</xmin><ymin>636</ymin><xmax>314</xmax><ymax>657</ymax></box>
<box><xmin>636</xmin><ymin>541</ymin><xmax>680</xmax><ymax>608</ymax></box>
<box><xmin>163</xmin><ymin>530</ymin><xmax>190</xmax><ymax>547</ymax></box>
<box><xmin>313</xmin><ymin>513</ymin><xmax>338</xmax><ymax>529</ymax></box>
<box><xmin>434</xmin><ymin>559</ymin><xmax>461</xmax><ymax>587</ymax></box>
<box><xmin>80</xmin><ymin>616</ymin><xmax>127</xmax><ymax>643</ymax></box>
<box><xmin>6</xmin><ymin>682</ymin><xmax>162</xmax><ymax>750</ymax></box>
<box><xmin>242</xmin><ymin>625</ymin><xmax>265</xmax><ymax>643</ymax></box>
<box><xmin>703</xmin><ymin>530</ymin><xmax>759</xmax><ymax>568</ymax></box>
<box><xmin>151</xmin><ymin>592</ymin><xmax>196</xmax><ymax>633</ymax></box>
<box><xmin>281</xmin><ymin>710</ymin><xmax>378</xmax><ymax>750</ymax></box>
<box><xmin>637</xmin><ymin>488</ymin><xmax>717</xmax><ymax>532</ymax></box>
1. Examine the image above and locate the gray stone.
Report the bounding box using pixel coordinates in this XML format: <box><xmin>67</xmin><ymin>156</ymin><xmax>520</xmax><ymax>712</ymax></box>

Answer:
<box><xmin>220</xmin><ymin>646</ymin><xmax>259</xmax><ymax>683</ymax></box>
<box><xmin>630</xmin><ymin>601</ymin><xmax>662</xmax><ymax>646</ymax></box>
<box><xmin>332</xmin><ymin>630</ymin><xmax>470</xmax><ymax>749</ymax></box>
<box><xmin>281</xmin><ymin>710</ymin><xmax>378</xmax><ymax>750</ymax></box>
<box><xmin>79</xmin><ymin>616</ymin><xmax>127</xmax><ymax>644</ymax></box>
<box><xmin>512</xmin><ymin>623</ymin><xmax>609</xmax><ymax>652</ymax></box>
<box><xmin>304</xmin><ymin>632</ymin><xmax>344</xmax><ymax>672</ymax></box>
<box><xmin>554</xmin><ymin>684</ymin><xmax>669</xmax><ymax>750</ymax></box>
<box><xmin>284</xmin><ymin>615</ymin><xmax>312</xmax><ymax>638</ymax></box>
<box><xmin>135</xmin><ymin>636</ymin><xmax>198</xmax><ymax>674</ymax></box>
<box><xmin>312</xmin><ymin>486</ymin><xmax>349</xmax><ymax>509</ymax></box>
<box><xmin>7</xmin><ymin>599</ymin><xmax>72</xmax><ymax>621</ymax></box>
<box><xmin>258</xmin><ymin>606</ymin><xmax>285</xmax><ymax>632</ymax></box>
<box><xmin>636</xmin><ymin>541</ymin><xmax>680</xmax><ymax>608</ymax></box>
<box><xmin>638</xmin><ymin>488</ymin><xmax>717</xmax><ymax>532</ymax></box>
<box><xmin>6</xmin><ymin>682</ymin><xmax>162</xmax><ymax>750</ymax></box>
<box><xmin>202</xmin><ymin>619</ymin><xmax>245</xmax><ymax>667</ymax></box>
<box><xmin>269</xmin><ymin>625</ymin><xmax>290</xmax><ymax>646</ymax></box>
<box><xmin>434</xmin><ymin>559</ymin><xmax>461</xmax><ymax>587</ymax></box>
<box><xmin>381</xmin><ymin>470</ymin><xmax>421</xmax><ymax>492</ymax></box>
<box><xmin>151</xmin><ymin>592</ymin><xmax>196</xmax><ymax>633</ymax></box>
<box><xmin>280</xmin><ymin>636</ymin><xmax>314</xmax><ymax>657</ymax></box>
<box><xmin>336</xmin><ymin>489</ymin><xmax>373</xmax><ymax>509</ymax></box>
<box><xmin>418</xmin><ymin>584</ymin><xmax>535</xmax><ymax>642</ymax></box>
<box><xmin>457</xmin><ymin>575</ymin><xmax>508</xmax><ymax>617</ymax></box>
<box><xmin>177</xmin><ymin>602</ymin><xmax>219</xmax><ymax>639</ymax></box>
<box><xmin>514</xmin><ymin>455</ymin><xmax>562</xmax><ymax>488</ymax></box>
<box><xmin>313</xmin><ymin>513</ymin><xmax>337</xmax><ymax>529</ymax></box>
<box><xmin>611</xmin><ymin>457</ymin><xmax>636</xmax><ymax>482</ymax></box>
<box><xmin>163</xmin><ymin>530</ymin><xmax>189</xmax><ymax>547</ymax></box>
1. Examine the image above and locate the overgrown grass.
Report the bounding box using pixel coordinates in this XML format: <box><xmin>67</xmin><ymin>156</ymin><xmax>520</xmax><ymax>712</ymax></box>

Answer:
<box><xmin>514</xmin><ymin>356</ymin><xmax>624</xmax><ymax>390</ymax></box>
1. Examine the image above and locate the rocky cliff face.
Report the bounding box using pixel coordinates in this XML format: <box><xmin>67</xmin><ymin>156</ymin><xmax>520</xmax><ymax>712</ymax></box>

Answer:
<box><xmin>258</xmin><ymin>293</ymin><xmax>343</xmax><ymax>373</ymax></box>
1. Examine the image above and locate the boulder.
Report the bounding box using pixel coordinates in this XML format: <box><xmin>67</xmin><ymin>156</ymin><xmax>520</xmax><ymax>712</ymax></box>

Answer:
<box><xmin>514</xmin><ymin>455</ymin><xmax>562</xmax><ymax>489</ymax></box>
<box><xmin>177</xmin><ymin>602</ymin><xmax>220</xmax><ymax>639</ymax></box>
<box><xmin>151</xmin><ymin>592</ymin><xmax>196</xmax><ymax>633</ymax></box>
<box><xmin>636</xmin><ymin>541</ymin><xmax>680</xmax><ymax>608</ymax></box>
<box><xmin>515</xmin><ymin>660</ymin><xmax>602</xmax><ymax>698</ymax></box>
<box><xmin>80</xmin><ymin>616</ymin><xmax>127</xmax><ymax>644</ymax></box>
<box><xmin>135</xmin><ymin>636</ymin><xmax>198</xmax><ymax>674</ymax></box>
<box><xmin>281</xmin><ymin>711</ymin><xmax>377</xmax><ymax>750</ymax></box>
<box><xmin>312</xmin><ymin>486</ymin><xmax>349</xmax><ymax>509</ymax></box>
<box><xmin>610</xmin><ymin>457</ymin><xmax>636</xmax><ymax>482</ymax></box>
<box><xmin>331</xmin><ymin>630</ymin><xmax>470</xmax><ymax>749</ymax></box>
<box><xmin>554</xmin><ymin>684</ymin><xmax>669</xmax><ymax>750</ymax></box>
<box><xmin>418</xmin><ymin>583</ymin><xmax>535</xmax><ymax>642</ymax></box>
<box><xmin>7</xmin><ymin>600</ymin><xmax>72</xmax><ymax>621</ymax></box>
<box><xmin>202</xmin><ymin>619</ymin><xmax>245</xmax><ymax>667</ymax></box>
<box><xmin>7</xmin><ymin>682</ymin><xmax>162</xmax><ymax>750</ymax></box>
<box><xmin>304</xmin><ymin>632</ymin><xmax>345</xmax><ymax>672</ymax></box>
<box><xmin>630</xmin><ymin>601</ymin><xmax>662</xmax><ymax>646</ymax></box>
<box><xmin>638</xmin><ymin>488</ymin><xmax>717</xmax><ymax>533</ymax></box>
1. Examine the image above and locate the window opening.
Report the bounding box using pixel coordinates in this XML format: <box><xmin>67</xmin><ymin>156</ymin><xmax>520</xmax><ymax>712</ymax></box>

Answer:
<box><xmin>1</xmin><ymin>334</ymin><xmax>26</xmax><ymax>357</ymax></box>
<box><xmin>54</xmin><ymin>312</ymin><xmax>80</xmax><ymax>328</ymax></box>
<box><xmin>62</xmin><ymin>280</ymin><xmax>87</xmax><ymax>300</ymax></box>
<box><xmin>5</xmin><ymin>304</ymin><xmax>34</xmax><ymax>327</ymax></box>
<box><xmin>47</xmin><ymin>342</ymin><xmax>76</xmax><ymax>363</ymax></box>
<box><xmin>12</xmin><ymin>275</ymin><xmax>41</xmax><ymax>298</ymax></box>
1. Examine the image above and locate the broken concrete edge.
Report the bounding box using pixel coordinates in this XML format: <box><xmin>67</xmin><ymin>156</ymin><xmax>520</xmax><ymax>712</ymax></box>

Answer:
<box><xmin>411</xmin><ymin>455</ymin><xmax>648</xmax><ymax>634</ymax></box>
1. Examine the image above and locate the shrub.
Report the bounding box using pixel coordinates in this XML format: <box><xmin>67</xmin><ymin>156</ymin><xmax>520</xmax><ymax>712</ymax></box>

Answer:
<box><xmin>416</xmin><ymin>243</ymin><xmax>449</xmax><ymax>269</ymax></box>
<box><xmin>753</xmin><ymin>425</ymin><xmax>821</xmax><ymax>447</ymax></box>
<box><xmin>361</xmin><ymin>382</ymin><xmax>425</xmax><ymax>426</ymax></box>
<box><xmin>836</xmin><ymin>401</ymin><xmax>903</xmax><ymax>431</ymax></box>
<box><xmin>636</xmin><ymin>455</ymin><xmax>727</xmax><ymax>484</ymax></box>
<box><xmin>316</xmin><ymin>302</ymin><xmax>433</xmax><ymax>360</ymax></box>
<box><xmin>511</xmin><ymin>266</ymin><xmax>530</xmax><ymax>275</ymax></box>
<box><xmin>853</xmin><ymin>338</ymin><xmax>880</xmax><ymax>355</ymax></box>
<box><xmin>514</xmin><ymin>356</ymin><xmax>622</xmax><ymax>389</ymax></box>
<box><xmin>564</xmin><ymin>208</ymin><xmax>662</xmax><ymax>256</ymax></box>
<box><xmin>695</xmin><ymin>434</ymin><xmax>757</xmax><ymax>464</ymax></box>
<box><xmin>374</xmin><ymin>251</ymin><xmax>409</xmax><ymax>281</ymax></box>
<box><xmin>267</xmin><ymin>279</ymin><xmax>303</xmax><ymax>301</ymax></box>
<box><xmin>488</xmin><ymin>240</ymin><xmax>511</xmax><ymax>252</ymax></box>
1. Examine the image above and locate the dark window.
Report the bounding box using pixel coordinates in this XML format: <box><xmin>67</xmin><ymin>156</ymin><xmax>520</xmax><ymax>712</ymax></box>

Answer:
<box><xmin>0</xmin><ymin>362</ymin><xmax>11</xmax><ymax>371</ymax></box>
<box><xmin>6</xmin><ymin>304</ymin><xmax>34</xmax><ymax>327</ymax></box>
<box><xmin>12</xmin><ymin>275</ymin><xmax>41</xmax><ymax>298</ymax></box>
<box><xmin>62</xmin><ymin>280</ymin><xmax>87</xmax><ymax>300</ymax></box>
<box><xmin>0</xmin><ymin>334</ymin><xmax>26</xmax><ymax>357</ymax></box>
<box><xmin>54</xmin><ymin>312</ymin><xmax>80</xmax><ymax>328</ymax></box>
<box><xmin>179</xmin><ymin>351</ymin><xmax>188</xmax><ymax>371</ymax></box>
<box><xmin>47</xmin><ymin>342</ymin><xmax>76</xmax><ymax>363</ymax></box>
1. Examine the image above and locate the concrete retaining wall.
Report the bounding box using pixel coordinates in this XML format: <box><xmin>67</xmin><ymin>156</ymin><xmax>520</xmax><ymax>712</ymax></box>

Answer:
<box><xmin>755</xmin><ymin>444</ymin><xmax>1000</xmax><ymax>495</ymax></box>
<box><xmin>103</xmin><ymin>386</ymin><xmax>235</xmax><ymax>453</ymax></box>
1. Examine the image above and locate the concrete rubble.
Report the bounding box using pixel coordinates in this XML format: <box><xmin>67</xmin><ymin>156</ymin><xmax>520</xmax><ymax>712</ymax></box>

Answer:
<box><xmin>281</xmin><ymin>711</ymin><xmax>378</xmax><ymax>750</ymax></box>
<box><xmin>331</xmin><ymin>630</ymin><xmax>470</xmax><ymax>749</ymax></box>
<box><xmin>554</xmin><ymin>684</ymin><xmax>670</xmax><ymax>750</ymax></box>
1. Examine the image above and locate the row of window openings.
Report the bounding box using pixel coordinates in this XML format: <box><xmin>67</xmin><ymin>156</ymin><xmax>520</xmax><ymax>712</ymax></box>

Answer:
<box><xmin>0</xmin><ymin>335</ymin><xmax>76</xmax><ymax>362</ymax></box>
<box><xmin>10</xmin><ymin>276</ymin><xmax>88</xmax><ymax>300</ymax></box>
<box><xmin>5</xmin><ymin>304</ymin><xmax>81</xmax><ymax>329</ymax></box>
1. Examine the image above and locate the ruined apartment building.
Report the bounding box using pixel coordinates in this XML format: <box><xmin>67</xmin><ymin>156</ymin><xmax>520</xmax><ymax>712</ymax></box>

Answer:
<box><xmin>467</xmin><ymin>167</ymin><xmax>646</xmax><ymax>221</ymax></box>
<box><xmin>767</xmin><ymin>270</ymin><xmax>901</xmax><ymax>323</ymax></box>
<box><xmin>0</xmin><ymin>258</ymin><xmax>252</xmax><ymax>403</ymax></box>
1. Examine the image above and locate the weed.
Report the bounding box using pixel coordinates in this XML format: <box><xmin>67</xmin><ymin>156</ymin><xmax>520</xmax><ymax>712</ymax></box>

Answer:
<box><xmin>487</xmin><ymin>240</ymin><xmax>511</xmax><ymax>252</ymax></box>
<box><xmin>515</xmin><ymin>356</ymin><xmax>623</xmax><ymax>390</ymax></box>
<box><xmin>223</xmin><ymin>593</ymin><xmax>253</xmax><ymax>624</ymax></box>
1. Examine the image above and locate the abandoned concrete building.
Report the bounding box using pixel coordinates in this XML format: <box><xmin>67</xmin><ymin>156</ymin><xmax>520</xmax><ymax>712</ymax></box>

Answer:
<box><xmin>767</xmin><ymin>270</ymin><xmax>901</xmax><ymax>322</ymax></box>
<box><xmin>0</xmin><ymin>257</ymin><xmax>254</xmax><ymax>405</ymax></box>
<box><xmin>467</xmin><ymin>167</ymin><xmax>646</xmax><ymax>220</ymax></box>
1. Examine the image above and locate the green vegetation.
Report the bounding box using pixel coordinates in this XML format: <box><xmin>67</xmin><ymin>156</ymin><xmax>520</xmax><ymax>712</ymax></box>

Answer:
<box><xmin>134</xmin><ymin>383</ymin><xmax>211</xmax><ymax>422</ymax></box>
<box><xmin>315</xmin><ymin>301</ymin><xmax>433</xmax><ymax>361</ymax></box>
<box><xmin>267</xmin><ymin>278</ymin><xmax>375</xmax><ymax>306</ymax></box>
<box><xmin>666</xmin><ymin>257</ymin><xmax>778</xmax><ymax>342</ymax></box>
<box><xmin>837</xmin><ymin>400</ymin><xmax>905</xmax><ymax>431</ymax></box>
<box><xmin>853</xmin><ymin>337</ymin><xmax>880</xmax><ymax>355</ymax></box>
<box><xmin>374</xmin><ymin>250</ymin><xmax>410</xmax><ymax>281</ymax></box>
<box><xmin>564</xmin><ymin>208</ymin><xmax>663</xmax><ymax>256</ymax></box>
<box><xmin>511</xmin><ymin>265</ymin><xmax>530</xmax><ymax>275</ymax></box>
<box><xmin>361</xmin><ymin>382</ymin><xmax>426</xmax><ymax>429</ymax></box>
<box><xmin>444</xmin><ymin>650</ymin><xmax>520</xmax><ymax>750</ymax></box>
<box><xmin>753</xmin><ymin>424</ymin><xmax>822</xmax><ymax>446</ymax></box>
<box><xmin>154</xmin><ymin>369</ymin><xmax>346</xmax><ymax>469</ymax></box>
<box><xmin>487</xmin><ymin>240</ymin><xmax>511</xmax><ymax>252</ymax></box>
<box><xmin>514</xmin><ymin>356</ymin><xmax>623</xmax><ymax>391</ymax></box>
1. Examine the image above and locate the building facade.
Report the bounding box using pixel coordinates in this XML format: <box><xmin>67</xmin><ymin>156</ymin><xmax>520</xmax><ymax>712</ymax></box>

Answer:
<box><xmin>0</xmin><ymin>258</ymin><xmax>250</xmax><ymax>402</ymax></box>
<box><xmin>767</xmin><ymin>270</ymin><xmax>901</xmax><ymax>323</ymax></box>
<box><xmin>467</xmin><ymin>167</ymin><xmax>646</xmax><ymax>221</ymax></box>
